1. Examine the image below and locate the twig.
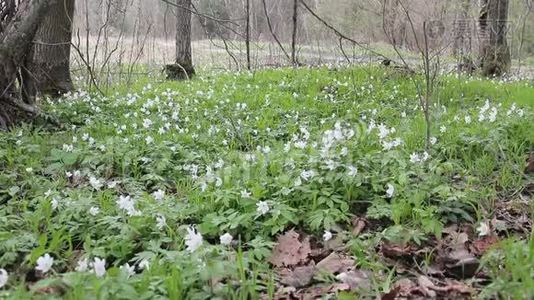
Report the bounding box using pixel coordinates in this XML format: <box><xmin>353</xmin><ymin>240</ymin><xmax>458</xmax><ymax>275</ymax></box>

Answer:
<box><xmin>261</xmin><ymin>0</ymin><xmax>290</xmax><ymax>62</ymax></box>
<box><xmin>299</xmin><ymin>0</ymin><xmax>393</xmax><ymax>63</ymax></box>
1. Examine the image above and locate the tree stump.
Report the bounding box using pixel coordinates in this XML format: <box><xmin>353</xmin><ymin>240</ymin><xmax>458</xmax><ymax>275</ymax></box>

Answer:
<box><xmin>164</xmin><ymin>63</ymin><xmax>195</xmax><ymax>81</ymax></box>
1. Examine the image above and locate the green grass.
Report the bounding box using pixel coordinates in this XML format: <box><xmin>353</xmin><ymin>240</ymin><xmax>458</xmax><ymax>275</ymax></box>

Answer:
<box><xmin>0</xmin><ymin>66</ymin><xmax>533</xmax><ymax>299</ymax></box>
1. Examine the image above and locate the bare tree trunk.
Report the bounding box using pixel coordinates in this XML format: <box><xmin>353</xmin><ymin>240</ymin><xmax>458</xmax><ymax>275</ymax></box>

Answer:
<box><xmin>0</xmin><ymin>0</ymin><xmax>55</xmax><ymax>129</ymax></box>
<box><xmin>166</xmin><ymin>0</ymin><xmax>195</xmax><ymax>80</ymax></box>
<box><xmin>383</xmin><ymin>0</ymin><xmax>404</xmax><ymax>48</ymax></box>
<box><xmin>245</xmin><ymin>0</ymin><xmax>251</xmax><ymax>70</ymax></box>
<box><xmin>291</xmin><ymin>0</ymin><xmax>298</xmax><ymax>65</ymax></box>
<box><xmin>454</xmin><ymin>0</ymin><xmax>471</xmax><ymax>57</ymax></box>
<box><xmin>23</xmin><ymin>0</ymin><xmax>75</xmax><ymax>102</ymax></box>
<box><xmin>479</xmin><ymin>0</ymin><xmax>511</xmax><ymax>76</ymax></box>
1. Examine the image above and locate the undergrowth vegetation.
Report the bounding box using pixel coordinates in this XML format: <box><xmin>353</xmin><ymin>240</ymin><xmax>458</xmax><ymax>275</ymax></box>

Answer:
<box><xmin>0</xmin><ymin>66</ymin><xmax>533</xmax><ymax>299</ymax></box>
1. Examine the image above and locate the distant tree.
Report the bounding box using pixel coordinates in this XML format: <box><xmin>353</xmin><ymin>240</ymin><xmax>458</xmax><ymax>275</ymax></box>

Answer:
<box><xmin>479</xmin><ymin>0</ymin><xmax>511</xmax><ymax>76</ymax></box>
<box><xmin>245</xmin><ymin>0</ymin><xmax>251</xmax><ymax>70</ymax></box>
<box><xmin>453</xmin><ymin>0</ymin><xmax>472</xmax><ymax>57</ymax></box>
<box><xmin>23</xmin><ymin>0</ymin><xmax>75</xmax><ymax>103</ymax></box>
<box><xmin>166</xmin><ymin>0</ymin><xmax>195</xmax><ymax>79</ymax></box>
<box><xmin>197</xmin><ymin>0</ymin><xmax>230</xmax><ymax>39</ymax></box>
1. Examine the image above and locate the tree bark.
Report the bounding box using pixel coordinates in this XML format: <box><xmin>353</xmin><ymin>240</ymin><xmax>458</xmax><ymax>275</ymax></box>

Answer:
<box><xmin>167</xmin><ymin>0</ymin><xmax>195</xmax><ymax>80</ymax></box>
<box><xmin>24</xmin><ymin>0</ymin><xmax>75</xmax><ymax>101</ymax></box>
<box><xmin>0</xmin><ymin>0</ymin><xmax>55</xmax><ymax>129</ymax></box>
<box><xmin>479</xmin><ymin>0</ymin><xmax>511</xmax><ymax>76</ymax></box>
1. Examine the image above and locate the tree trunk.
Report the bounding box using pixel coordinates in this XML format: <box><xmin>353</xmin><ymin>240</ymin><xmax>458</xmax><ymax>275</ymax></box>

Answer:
<box><xmin>245</xmin><ymin>0</ymin><xmax>251</xmax><ymax>70</ymax></box>
<box><xmin>24</xmin><ymin>0</ymin><xmax>75</xmax><ymax>102</ymax></box>
<box><xmin>0</xmin><ymin>0</ymin><xmax>54</xmax><ymax>129</ymax></box>
<box><xmin>167</xmin><ymin>0</ymin><xmax>195</xmax><ymax>80</ymax></box>
<box><xmin>454</xmin><ymin>0</ymin><xmax>471</xmax><ymax>57</ymax></box>
<box><xmin>291</xmin><ymin>0</ymin><xmax>298</xmax><ymax>66</ymax></box>
<box><xmin>479</xmin><ymin>0</ymin><xmax>511</xmax><ymax>76</ymax></box>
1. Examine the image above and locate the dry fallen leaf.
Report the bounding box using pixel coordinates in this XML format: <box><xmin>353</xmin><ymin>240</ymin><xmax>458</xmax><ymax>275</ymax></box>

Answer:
<box><xmin>335</xmin><ymin>270</ymin><xmax>371</xmax><ymax>290</ymax></box>
<box><xmin>381</xmin><ymin>242</ymin><xmax>416</xmax><ymax>259</ymax></box>
<box><xmin>445</xmin><ymin>256</ymin><xmax>480</xmax><ymax>279</ymax></box>
<box><xmin>440</xmin><ymin>229</ymin><xmax>480</xmax><ymax>279</ymax></box>
<box><xmin>382</xmin><ymin>278</ymin><xmax>417</xmax><ymax>300</ymax></box>
<box><xmin>269</xmin><ymin>229</ymin><xmax>311</xmax><ymax>267</ymax></box>
<box><xmin>278</xmin><ymin>265</ymin><xmax>316</xmax><ymax>288</ymax></box>
<box><xmin>471</xmin><ymin>235</ymin><xmax>499</xmax><ymax>255</ymax></box>
<box><xmin>491</xmin><ymin>218</ymin><xmax>507</xmax><ymax>232</ymax></box>
<box><xmin>316</xmin><ymin>252</ymin><xmax>355</xmax><ymax>274</ymax></box>
<box><xmin>324</xmin><ymin>233</ymin><xmax>345</xmax><ymax>250</ymax></box>
<box><xmin>417</xmin><ymin>275</ymin><xmax>437</xmax><ymax>298</ymax></box>
<box><xmin>296</xmin><ymin>283</ymin><xmax>351</xmax><ymax>300</ymax></box>
<box><xmin>383</xmin><ymin>276</ymin><xmax>473</xmax><ymax>299</ymax></box>
<box><xmin>441</xmin><ymin>279</ymin><xmax>473</xmax><ymax>295</ymax></box>
<box><xmin>447</xmin><ymin>231</ymin><xmax>469</xmax><ymax>247</ymax></box>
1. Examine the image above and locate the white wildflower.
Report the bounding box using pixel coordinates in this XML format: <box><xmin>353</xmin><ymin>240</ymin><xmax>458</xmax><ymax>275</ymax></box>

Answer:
<box><xmin>93</xmin><ymin>257</ymin><xmax>106</xmax><ymax>278</ymax></box>
<box><xmin>51</xmin><ymin>198</ymin><xmax>59</xmax><ymax>210</ymax></box>
<box><xmin>156</xmin><ymin>215</ymin><xmax>167</xmax><ymax>230</ymax></box>
<box><xmin>294</xmin><ymin>140</ymin><xmax>307</xmax><ymax>149</ymax></box>
<box><xmin>464</xmin><ymin>115</ymin><xmax>472</xmax><ymax>124</ymax></box>
<box><xmin>89</xmin><ymin>206</ymin><xmax>100</xmax><ymax>216</ymax></box>
<box><xmin>347</xmin><ymin>166</ymin><xmax>358</xmax><ymax>177</ymax></box>
<box><xmin>488</xmin><ymin>107</ymin><xmax>497</xmax><ymax>122</ymax></box>
<box><xmin>62</xmin><ymin>144</ymin><xmax>74</xmax><ymax>152</ymax></box>
<box><xmin>300</xmin><ymin>170</ymin><xmax>315</xmax><ymax>181</ymax></box>
<box><xmin>220</xmin><ymin>233</ymin><xmax>233</xmax><ymax>246</ymax></box>
<box><xmin>152</xmin><ymin>189</ymin><xmax>165</xmax><ymax>201</ymax></box>
<box><xmin>116</xmin><ymin>195</ymin><xmax>141</xmax><ymax>216</ymax></box>
<box><xmin>75</xmin><ymin>258</ymin><xmax>89</xmax><ymax>272</ymax></box>
<box><xmin>36</xmin><ymin>253</ymin><xmax>54</xmax><ymax>273</ymax></box>
<box><xmin>89</xmin><ymin>177</ymin><xmax>103</xmax><ymax>190</ymax></box>
<box><xmin>185</xmin><ymin>227</ymin><xmax>203</xmax><ymax>252</ymax></box>
<box><xmin>0</xmin><ymin>269</ymin><xmax>8</xmax><ymax>288</ymax></box>
<box><xmin>121</xmin><ymin>263</ymin><xmax>136</xmax><ymax>278</ymax></box>
<box><xmin>138</xmin><ymin>259</ymin><xmax>150</xmax><ymax>270</ymax></box>
<box><xmin>386</xmin><ymin>184</ymin><xmax>395</xmax><ymax>198</ymax></box>
<box><xmin>107</xmin><ymin>181</ymin><xmax>118</xmax><ymax>189</ymax></box>
<box><xmin>143</xmin><ymin>118</ymin><xmax>153</xmax><ymax>128</ymax></box>
<box><xmin>421</xmin><ymin>151</ymin><xmax>430</xmax><ymax>162</ymax></box>
<box><xmin>325</xmin><ymin>160</ymin><xmax>337</xmax><ymax>171</ymax></box>
<box><xmin>284</xmin><ymin>142</ymin><xmax>291</xmax><ymax>152</ymax></box>
<box><xmin>323</xmin><ymin>230</ymin><xmax>333</xmax><ymax>242</ymax></box>
<box><xmin>256</xmin><ymin>201</ymin><xmax>270</xmax><ymax>215</ymax></box>
<box><xmin>476</xmin><ymin>221</ymin><xmax>491</xmax><ymax>237</ymax></box>
<box><xmin>377</xmin><ymin>124</ymin><xmax>390</xmax><ymax>139</ymax></box>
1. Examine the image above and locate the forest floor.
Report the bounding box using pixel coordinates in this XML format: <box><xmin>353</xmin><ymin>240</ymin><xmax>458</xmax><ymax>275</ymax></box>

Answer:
<box><xmin>0</xmin><ymin>66</ymin><xmax>533</xmax><ymax>299</ymax></box>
